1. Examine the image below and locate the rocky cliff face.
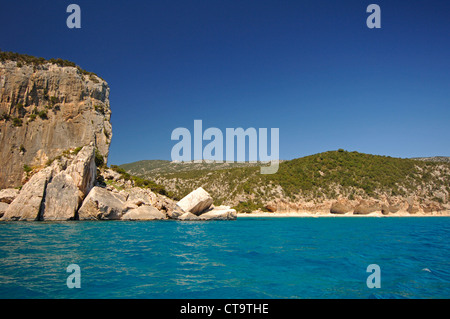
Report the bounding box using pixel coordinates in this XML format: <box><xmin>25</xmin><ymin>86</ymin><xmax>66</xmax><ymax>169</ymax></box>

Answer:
<box><xmin>0</xmin><ymin>59</ymin><xmax>112</xmax><ymax>188</ymax></box>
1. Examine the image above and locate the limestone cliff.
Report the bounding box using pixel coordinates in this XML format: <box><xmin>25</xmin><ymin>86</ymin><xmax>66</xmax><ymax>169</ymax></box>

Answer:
<box><xmin>0</xmin><ymin>55</ymin><xmax>112</xmax><ymax>188</ymax></box>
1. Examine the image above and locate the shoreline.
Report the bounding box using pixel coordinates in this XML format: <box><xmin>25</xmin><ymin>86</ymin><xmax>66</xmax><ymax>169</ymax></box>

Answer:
<box><xmin>237</xmin><ymin>211</ymin><xmax>450</xmax><ymax>218</ymax></box>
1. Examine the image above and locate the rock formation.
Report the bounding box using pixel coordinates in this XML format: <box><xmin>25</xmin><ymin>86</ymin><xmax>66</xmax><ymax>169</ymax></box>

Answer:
<box><xmin>2</xmin><ymin>144</ymin><xmax>97</xmax><ymax>221</ymax></box>
<box><xmin>176</xmin><ymin>187</ymin><xmax>213</xmax><ymax>215</ymax></box>
<box><xmin>330</xmin><ymin>199</ymin><xmax>353</xmax><ymax>215</ymax></box>
<box><xmin>0</xmin><ymin>57</ymin><xmax>112</xmax><ymax>189</ymax></box>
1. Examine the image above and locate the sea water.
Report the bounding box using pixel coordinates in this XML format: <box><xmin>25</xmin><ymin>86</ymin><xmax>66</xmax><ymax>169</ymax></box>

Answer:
<box><xmin>0</xmin><ymin>217</ymin><xmax>448</xmax><ymax>299</ymax></box>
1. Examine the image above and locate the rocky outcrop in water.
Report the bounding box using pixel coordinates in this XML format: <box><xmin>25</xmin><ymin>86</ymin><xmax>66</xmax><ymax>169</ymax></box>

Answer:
<box><xmin>0</xmin><ymin>52</ymin><xmax>238</xmax><ymax>222</ymax></box>
<box><xmin>2</xmin><ymin>144</ymin><xmax>97</xmax><ymax>221</ymax></box>
<box><xmin>0</xmin><ymin>147</ymin><xmax>236</xmax><ymax>221</ymax></box>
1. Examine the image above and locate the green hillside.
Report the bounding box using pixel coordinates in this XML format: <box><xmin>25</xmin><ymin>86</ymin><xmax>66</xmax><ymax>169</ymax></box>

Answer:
<box><xmin>120</xmin><ymin>150</ymin><xmax>450</xmax><ymax>211</ymax></box>
<box><xmin>120</xmin><ymin>159</ymin><xmax>264</xmax><ymax>175</ymax></box>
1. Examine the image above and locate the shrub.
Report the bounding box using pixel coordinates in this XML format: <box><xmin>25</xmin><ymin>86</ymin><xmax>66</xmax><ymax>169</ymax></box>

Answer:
<box><xmin>72</xmin><ymin>146</ymin><xmax>82</xmax><ymax>155</ymax></box>
<box><xmin>233</xmin><ymin>201</ymin><xmax>264</xmax><ymax>213</ymax></box>
<box><xmin>94</xmin><ymin>104</ymin><xmax>105</xmax><ymax>114</ymax></box>
<box><xmin>28</xmin><ymin>114</ymin><xmax>37</xmax><ymax>122</ymax></box>
<box><xmin>38</xmin><ymin>110</ymin><xmax>48</xmax><ymax>119</ymax></box>
<box><xmin>0</xmin><ymin>50</ymin><xmax>101</xmax><ymax>79</ymax></box>
<box><xmin>49</xmin><ymin>96</ymin><xmax>59</xmax><ymax>105</ymax></box>
<box><xmin>110</xmin><ymin>165</ymin><xmax>127</xmax><ymax>175</ymax></box>
<box><xmin>23</xmin><ymin>165</ymin><xmax>32</xmax><ymax>173</ymax></box>
<box><xmin>0</xmin><ymin>113</ymin><xmax>10</xmax><ymax>121</ymax></box>
<box><xmin>94</xmin><ymin>149</ymin><xmax>105</xmax><ymax>168</ymax></box>
<box><xmin>12</xmin><ymin>117</ymin><xmax>23</xmax><ymax>127</ymax></box>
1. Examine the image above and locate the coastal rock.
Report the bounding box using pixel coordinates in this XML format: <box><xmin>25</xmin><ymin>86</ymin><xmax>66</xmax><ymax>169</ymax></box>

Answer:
<box><xmin>41</xmin><ymin>171</ymin><xmax>79</xmax><ymax>221</ymax></box>
<box><xmin>177</xmin><ymin>212</ymin><xmax>201</xmax><ymax>221</ymax></box>
<box><xmin>353</xmin><ymin>200</ymin><xmax>381</xmax><ymax>215</ymax></box>
<box><xmin>199</xmin><ymin>208</ymin><xmax>237</xmax><ymax>220</ymax></box>
<box><xmin>78</xmin><ymin>186</ymin><xmax>126</xmax><ymax>220</ymax></box>
<box><xmin>421</xmin><ymin>201</ymin><xmax>443</xmax><ymax>213</ymax></box>
<box><xmin>176</xmin><ymin>187</ymin><xmax>213</xmax><ymax>215</ymax></box>
<box><xmin>389</xmin><ymin>204</ymin><xmax>402</xmax><ymax>213</ymax></box>
<box><xmin>125</xmin><ymin>187</ymin><xmax>153</xmax><ymax>207</ymax></box>
<box><xmin>1</xmin><ymin>167</ymin><xmax>53</xmax><ymax>221</ymax></box>
<box><xmin>0</xmin><ymin>202</ymin><xmax>9</xmax><ymax>218</ymax></box>
<box><xmin>121</xmin><ymin>205</ymin><xmax>166</xmax><ymax>220</ymax></box>
<box><xmin>103</xmin><ymin>169</ymin><xmax>122</xmax><ymax>181</ymax></box>
<box><xmin>65</xmin><ymin>145</ymin><xmax>97</xmax><ymax>198</ymax></box>
<box><xmin>0</xmin><ymin>60</ymin><xmax>112</xmax><ymax>189</ymax></box>
<box><xmin>407</xmin><ymin>203</ymin><xmax>420</xmax><ymax>215</ymax></box>
<box><xmin>0</xmin><ymin>188</ymin><xmax>20</xmax><ymax>204</ymax></box>
<box><xmin>265</xmin><ymin>203</ymin><xmax>277</xmax><ymax>212</ymax></box>
<box><xmin>381</xmin><ymin>204</ymin><xmax>390</xmax><ymax>215</ymax></box>
<box><xmin>330</xmin><ymin>199</ymin><xmax>353</xmax><ymax>214</ymax></box>
<box><xmin>167</xmin><ymin>205</ymin><xmax>184</xmax><ymax>219</ymax></box>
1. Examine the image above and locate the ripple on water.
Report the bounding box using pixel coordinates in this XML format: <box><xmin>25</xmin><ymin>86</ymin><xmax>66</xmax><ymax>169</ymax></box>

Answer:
<box><xmin>0</xmin><ymin>218</ymin><xmax>449</xmax><ymax>298</ymax></box>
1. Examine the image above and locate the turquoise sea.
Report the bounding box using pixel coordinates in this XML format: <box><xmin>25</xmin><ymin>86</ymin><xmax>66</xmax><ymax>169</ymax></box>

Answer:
<box><xmin>0</xmin><ymin>217</ymin><xmax>449</xmax><ymax>299</ymax></box>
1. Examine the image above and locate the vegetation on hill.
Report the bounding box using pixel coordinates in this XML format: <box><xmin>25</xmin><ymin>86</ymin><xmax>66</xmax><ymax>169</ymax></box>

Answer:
<box><xmin>120</xmin><ymin>150</ymin><xmax>450</xmax><ymax>210</ymax></box>
<box><xmin>109</xmin><ymin>165</ymin><xmax>174</xmax><ymax>198</ymax></box>
<box><xmin>0</xmin><ymin>49</ymin><xmax>102</xmax><ymax>79</ymax></box>
<box><xmin>120</xmin><ymin>159</ymin><xmax>265</xmax><ymax>176</ymax></box>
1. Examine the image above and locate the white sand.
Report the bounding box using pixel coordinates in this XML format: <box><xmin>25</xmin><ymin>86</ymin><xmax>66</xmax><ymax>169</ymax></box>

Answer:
<box><xmin>237</xmin><ymin>211</ymin><xmax>450</xmax><ymax>218</ymax></box>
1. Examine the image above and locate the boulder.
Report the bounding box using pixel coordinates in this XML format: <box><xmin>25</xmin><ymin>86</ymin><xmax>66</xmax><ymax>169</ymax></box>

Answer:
<box><xmin>121</xmin><ymin>205</ymin><xmax>166</xmax><ymax>220</ymax></box>
<box><xmin>381</xmin><ymin>204</ymin><xmax>390</xmax><ymax>215</ymax></box>
<box><xmin>103</xmin><ymin>169</ymin><xmax>122</xmax><ymax>181</ymax></box>
<box><xmin>421</xmin><ymin>201</ymin><xmax>443</xmax><ymax>213</ymax></box>
<box><xmin>78</xmin><ymin>186</ymin><xmax>127</xmax><ymax>220</ymax></box>
<box><xmin>125</xmin><ymin>187</ymin><xmax>153</xmax><ymax>207</ymax></box>
<box><xmin>407</xmin><ymin>203</ymin><xmax>420</xmax><ymax>215</ymax></box>
<box><xmin>265</xmin><ymin>203</ymin><xmax>277</xmax><ymax>212</ymax></box>
<box><xmin>1</xmin><ymin>167</ymin><xmax>53</xmax><ymax>221</ymax></box>
<box><xmin>199</xmin><ymin>208</ymin><xmax>237</xmax><ymax>220</ymax></box>
<box><xmin>0</xmin><ymin>188</ymin><xmax>20</xmax><ymax>204</ymax></box>
<box><xmin>330</xmin><ymin>199</ymin><xmax>353</xmax><ymax>214</ymax></box>
<box><xmin>389</xmin><ymin>204</ymin><xmax>402</xmax><ymax>213</ymax></box>
<box><xmin>41</xmin><ymin>172</ymin><xmax>79</xmax><ymax>221</ymax></box>
<box><xmin>65</xmin><ymin>145</ymin><xmax>97</xmax><ymax>198</ymax></box>
<box><xmin>154</xmin><ymin>194</ymin><xmax>177</xmax><ymax>216</ymax></box>
<box><xmin>353</xmin><ymin>200</ymin><xmax>381</xmax><ymax>215</ymax></box>
<box><xmin>0</xmin><ymin>202</ymin><xmax>9</xmax><ymax>218</ymax></box>
<box><xmin>176</xmin><ymin>187</ymin><xmax>213</xmax><ymax>215</ymax></box>
<box><xmin>177</xmin><ymin>212</ymin><xmax>201</xmax><ymax>221</ymax></box>
<box><xmin>167</xmin><ymin>205</ymin><xmax>185</xmax><ymax>219</ymax></box>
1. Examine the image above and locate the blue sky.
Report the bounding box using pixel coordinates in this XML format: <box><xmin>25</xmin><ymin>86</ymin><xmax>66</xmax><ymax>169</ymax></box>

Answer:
<box><xmin>1</xmin><ymin>0</ymin><xmax>449</xmax><ymax>165</ymax></box>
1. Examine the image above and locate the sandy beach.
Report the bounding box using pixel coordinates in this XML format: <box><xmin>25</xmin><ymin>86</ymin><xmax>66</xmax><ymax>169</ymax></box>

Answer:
<box><xmin>237</xmin><ymin>211</ymin><xmax>450</xmax><ymax>218</ymax></box>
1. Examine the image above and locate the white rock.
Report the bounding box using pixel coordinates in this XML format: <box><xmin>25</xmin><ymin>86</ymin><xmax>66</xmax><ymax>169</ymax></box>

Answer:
<box><xmin>177</xmin><ymin>212</ymin><xmax>201</xmax><ymax>221</ymax></box>
<box><xmin>78</xmin><ymin>186</ymin><xmax>126</xmax><ymax>220</ymax></box>
<box><xmin>1</xmin><ymin>167</ymin><xmax>53</xmax><ymax>221</ymax></box>
<box><xmin>65</xmin><ymin>145</ymin><xmax>96</xmax><ymax>198</ymax></box>
<box><xmin>0</xmin><ymin>202</ymin><xmax>9</xmax><ymax>218</ymax></box>
<box><xmin>121</xmin><ymin>205</ymin><xmax>166</xmax><ymax>220</ymax></box>
<box><xmin>42</xmin><ymin>172</ymin><xmax>79</xmax><ymax>221</ymax></box>
<box><xmin>103</xmin><ymin>169</ymin><xmax>122</xmax><ymax>181</ymax></box>
<box><xmin>199</xmin><ymin>208</ymin><xmax>237</xmax><ymax>220</ymax></box>
<box><xmin>0</xmin><ymin>188</ymin><xmax>19</xmax><ymax>204</ymax></box>
<box><xmin>176</xmin><ymin>187</ymin><xmax>213</xmax><ymax>215</ymax></box>
<box><xmin>125</xmin><ymin>187</ymin><xmax>153</xmax><ymax>206</ymax></box>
